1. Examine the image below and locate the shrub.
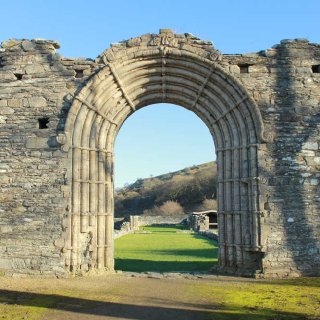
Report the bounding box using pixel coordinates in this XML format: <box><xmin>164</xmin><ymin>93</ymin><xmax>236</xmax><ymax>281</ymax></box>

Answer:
<box><xmin>124</xmin><ymin>191</ymin><xmax>140</xmax><ymax>198</ymax></box>
<box><xmin>197</xmin><ymin>198</ymin><xmax>217</xmax><ymax>211</ymax></box>
<box><xmin>159</xmin><ymin>200</ymin><xmax>184</xmax><ymax>216</ymax></box>
<box><xmin>143</xmin><ymin>206</ymin><xmax>162</xmax><ymax>216</ymax></box>
<box><xmin>143</xmin><ymin>200</ymin><xmax>184</xmax><ymax>216</ymax></box>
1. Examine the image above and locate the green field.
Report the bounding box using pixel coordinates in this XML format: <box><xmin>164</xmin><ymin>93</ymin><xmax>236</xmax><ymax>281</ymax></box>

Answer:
<box><xmin>114</xmin><ymin>224</ymin><xmax>218</xmax><ymax>272</ymax></box>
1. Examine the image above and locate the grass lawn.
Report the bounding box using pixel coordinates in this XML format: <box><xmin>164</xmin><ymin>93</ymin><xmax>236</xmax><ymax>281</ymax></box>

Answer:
<box><xmin>114</xmin><ymin>224</ymin><xmax>218</xmax><ymax>272</ymax></box>
<box><xmin>189</xmin><ymin>277</ymin><xmax>320</xmax><ymax>319</ymax></box>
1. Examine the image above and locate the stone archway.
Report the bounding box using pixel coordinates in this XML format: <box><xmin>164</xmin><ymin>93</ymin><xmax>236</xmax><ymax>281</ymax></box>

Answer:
<box><xmin>63</xmin><ymin>30</ymin><xmax>265</xmax><ymax>276</ymax></box>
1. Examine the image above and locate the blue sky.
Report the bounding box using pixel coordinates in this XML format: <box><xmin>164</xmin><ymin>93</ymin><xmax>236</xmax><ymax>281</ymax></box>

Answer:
<box><xmin>1</xmin><ymin>0</ymin><xmax>320</xmax><ymax>187</ymax></box>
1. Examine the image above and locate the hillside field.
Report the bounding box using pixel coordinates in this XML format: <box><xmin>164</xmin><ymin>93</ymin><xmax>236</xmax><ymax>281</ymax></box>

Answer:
<box><xmin>115</xmin><ymin>161</ymin><xmax>217</xmax><ymax>217</ymax></box>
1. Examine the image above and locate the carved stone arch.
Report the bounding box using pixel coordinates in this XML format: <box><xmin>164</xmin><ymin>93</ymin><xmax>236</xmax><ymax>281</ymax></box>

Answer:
<box><xmin>63</xmin><ymin>30</ymin><xmax>265</xmax><ymax>276</ymax></box>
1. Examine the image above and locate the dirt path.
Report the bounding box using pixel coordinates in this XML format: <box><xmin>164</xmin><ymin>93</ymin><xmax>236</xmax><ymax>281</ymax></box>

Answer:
<box><xmin>42</xmin><ymin>274</ymin><xmax>221</xmax><ymax>320</ymax></box>
<box><xmin>1</xmin><ymin>273</ymin><xmax>319</xmax><ymax>320</ymax></box>
<box><xmin>1</xmin><ymin>273</ymin><xmax>227</xmax><ymax>320</ymax></box>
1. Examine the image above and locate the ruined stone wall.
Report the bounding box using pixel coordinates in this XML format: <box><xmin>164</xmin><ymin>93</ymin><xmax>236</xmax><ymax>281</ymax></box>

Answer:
<box><xmin>223</xmin><ymin>39</ymin><xmax>320</xmax><ymax>277</ymax></box>
<box><xmin>0</xmin><ymin>39</ymin><xmax>98</xmax><ymax>276</ymax></box>
<box><xmin>0</xmin><ymin>34</ymin><xmax>319</xmax><ymax>277</ymax></box>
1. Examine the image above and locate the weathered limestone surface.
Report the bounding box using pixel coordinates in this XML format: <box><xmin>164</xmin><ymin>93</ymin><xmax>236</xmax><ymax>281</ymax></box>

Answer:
<box><xmin>0</xmin><ymin>39</ymin><xmax>99</xmax><ymax>277</ymax></box>
<box><xmin>0</xmin><ymin>31</ymin><xmax>319</xmax><ymax>278</ymax></box>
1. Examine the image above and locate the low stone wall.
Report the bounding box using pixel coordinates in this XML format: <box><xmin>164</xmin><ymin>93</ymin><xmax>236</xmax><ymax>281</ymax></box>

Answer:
<box><xmin>114</xmin><ymin>215</ymin><xmax>187</xmax><ymax>239</ymax></box>
<box><xmin>197</xmin><ymin>231</ymin><xmax>219</xmax><ymax>242</ymax></box>
<box><xmin>114</xmin><ymin>229</ymin><xmax>133</xmax><ymax>239</ymax></box>
<box><xmin>136</xmin><ymin>215</ymin><xmax>187</xmax><ymax>226</ymax></box>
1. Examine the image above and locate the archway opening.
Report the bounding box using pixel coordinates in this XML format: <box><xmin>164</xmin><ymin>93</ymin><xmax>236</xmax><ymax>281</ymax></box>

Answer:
<box><xmin>64</xmin><ymin>33</ymin><xmax>264</xmax><ymax>276</ymax></box>
<box><xmin>113</xmin><ymin>103</ymin><xmax>218</xmax><ymax>273</ymax></box>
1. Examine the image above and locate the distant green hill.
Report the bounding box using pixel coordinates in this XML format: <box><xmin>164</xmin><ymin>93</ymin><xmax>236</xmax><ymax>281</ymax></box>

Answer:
<box><xmin>115</xmin><ymin>161</ymin><xmax>217</xmax><ymax>217</ymax></box>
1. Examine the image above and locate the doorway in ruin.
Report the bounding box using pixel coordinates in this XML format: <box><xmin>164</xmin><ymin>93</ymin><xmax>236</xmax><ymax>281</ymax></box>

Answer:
<box><xmin>113</xmin><ymin>103</ymin><xmax>217</xmax><ymax>273</ymax></box>
<box><xmin>63</xmin><ymin>30</ymin><xmax>265</xmax><ymax>276</ymax></box>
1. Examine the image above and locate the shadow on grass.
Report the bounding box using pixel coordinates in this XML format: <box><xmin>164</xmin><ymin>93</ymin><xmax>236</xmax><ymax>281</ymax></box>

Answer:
<box><xmin>115</xmin><ymin>258</ymin><xmax>218</xmax><ymax>272</ymax></box>
<box><xmin>0</xmin><ymin>289</ymin><xmax>308</xmax><ymax>320</ymax></box>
